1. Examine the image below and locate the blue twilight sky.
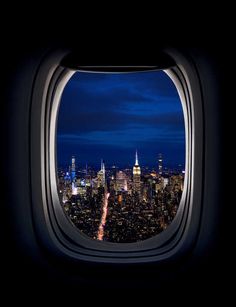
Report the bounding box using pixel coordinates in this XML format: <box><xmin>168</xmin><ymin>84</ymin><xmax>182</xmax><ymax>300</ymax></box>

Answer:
<box><xmin>57</xmin><ymin>70</ymin><xmax>185</xmax><ymax>169</ymax></box>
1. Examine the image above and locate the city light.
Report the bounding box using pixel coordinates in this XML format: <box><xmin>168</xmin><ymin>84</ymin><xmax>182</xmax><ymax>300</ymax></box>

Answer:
<box><xmin>57</xmin><ymin>70</ymin><xmax>185</xmax><ymax>243</ymax></box>
<box><xmin>57</xmin><ymin>153</ymin><xmax>184</xmax><ymax>243</ymax></box>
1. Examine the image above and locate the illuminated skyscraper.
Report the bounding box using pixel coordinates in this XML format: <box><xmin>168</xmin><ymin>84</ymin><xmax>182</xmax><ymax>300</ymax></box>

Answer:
<box><xmin>97</xmin><ymin>159</ymin><xmax>105</xmax><ymax>188</ymax></box>
<box><xmin>72</xmin><ymin>181</ymin><xmax>78</xmax><ymax>195</ymax></box>
<box><xmin>158</xmin><ymin>153</ymin><xmax>163</xmax><ymax>175</ymax></box>
<box><xmin>133</xmin><ymin>150</ymin><xmax>141</xmax><ymax>194</ymax></box>
<box><xmin>71</xmin><ymin>155</ymin><xmax>76</xmax><ymax>180</ymax></box>
<box><xmin>116</xmin><ymin>171</ymin><xmax>128</xmax><ymax>192</ymax></box>
<box><xmin>64</xmin><ymin>171</ymin><xmax>71</xmax><ymax>184</ymax></box>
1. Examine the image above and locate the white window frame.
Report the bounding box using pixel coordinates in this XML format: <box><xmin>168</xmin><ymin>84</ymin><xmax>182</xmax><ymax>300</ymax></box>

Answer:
<box><xmin>30</xmin><ymin>49</ymin><xmax>203</xmax><ymax>263</ymax></box>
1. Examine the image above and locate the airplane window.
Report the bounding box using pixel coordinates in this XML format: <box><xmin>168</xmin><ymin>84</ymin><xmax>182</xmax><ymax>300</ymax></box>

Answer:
<box><xmin>57</xmin><ymin>71</ymin><xmax>185</xmax><ymax>243</ymax></box>
<box><xmin>30</xmin><ymin>50</ymin><xmax>204</xmax><ymax>263</ymax></box>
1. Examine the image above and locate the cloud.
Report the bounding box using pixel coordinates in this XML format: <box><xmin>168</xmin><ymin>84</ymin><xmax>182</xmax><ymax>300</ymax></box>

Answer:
<box><xmin>70</xmin><ymin>70</ymin><xmax>178</xmax><ymax>98</ymax></box>
<box><xmin>57</xmin><ymin>70</ymin><xmax>185</xmax><ymax>167</ymax></box>
<box><xmin>58</xmin><ymin>110</ymin><xmax>184</xmax><ymax>135</ymax></box>
<box><xmin>59</xmin><ymin>70</ymin><xmax>181</xmax><ymax>115</ymax></box>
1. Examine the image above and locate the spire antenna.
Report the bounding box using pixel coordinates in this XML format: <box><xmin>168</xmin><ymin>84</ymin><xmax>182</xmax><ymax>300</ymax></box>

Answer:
<box><xmin>135</xmin><ymin>149</ymin><xmax>139</xmax><ymax>166</ymax></box>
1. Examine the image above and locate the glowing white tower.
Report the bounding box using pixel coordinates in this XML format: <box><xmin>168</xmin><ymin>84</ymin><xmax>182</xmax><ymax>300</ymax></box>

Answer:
<box><xmin>97</xmin><ymin>159</ymin><xmax>106</xmax><ymax>188</ymax></box>
<box><xmin>133</xmin><ymin>150</ymin><xmax>141</xmax><ymax>194</ymax></box>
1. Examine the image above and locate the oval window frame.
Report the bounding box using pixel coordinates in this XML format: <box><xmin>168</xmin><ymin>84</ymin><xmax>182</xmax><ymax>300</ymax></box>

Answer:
<box><xmin>30</xmin><ymin>49</ymin><xmax>203</xmax><ymax>263</ymax></box>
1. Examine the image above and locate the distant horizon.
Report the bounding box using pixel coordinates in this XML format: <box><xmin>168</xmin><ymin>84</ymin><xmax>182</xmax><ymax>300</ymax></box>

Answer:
<box><xmin>57</xmin><ymin>155</ymin><xmax>185</xmax><ymax>171</ymax></box>
<box><xmin>57</xmin><ymin>70</ymin><xmax>185</xmax><ymax>170</ymax></box>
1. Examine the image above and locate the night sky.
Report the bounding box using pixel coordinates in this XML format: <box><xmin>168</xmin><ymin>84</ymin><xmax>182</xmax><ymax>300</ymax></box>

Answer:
<box><xmin>57</xmin><ymin>70</ymin><xmax>185</xmax><ymax>169</ymax></box>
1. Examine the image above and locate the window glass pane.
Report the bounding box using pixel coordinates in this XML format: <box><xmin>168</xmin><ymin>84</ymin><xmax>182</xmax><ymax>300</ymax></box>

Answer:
<box><xmin>57</xmin><ymin>71</ymin><xmax>185</xmax><ymax>243</ymax></box>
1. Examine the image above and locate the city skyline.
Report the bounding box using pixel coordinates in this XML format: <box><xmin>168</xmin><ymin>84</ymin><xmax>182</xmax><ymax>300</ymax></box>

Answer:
<box><xmin>57</xmin><ymin>70</ymin><xmax>185</xmax><ymax>168</ymax></box>
<box><xmin>58</xmin><ymin>150</ymin><xmax>184</xmax><ymax>243</ymax></box>
<box><xmin>57</xmin><ymin>151</ymin><xmax>184</xmax><ymax>171</ymax></box>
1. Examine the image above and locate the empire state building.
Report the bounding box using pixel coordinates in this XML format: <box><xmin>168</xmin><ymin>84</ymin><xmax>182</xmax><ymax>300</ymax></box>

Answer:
<box><xmin>133</xmin><ymin>150</ymin><xmax>141</xmax><ymax>194</ymax></box>
<box><xmin>97</xmin><ymin>159</ymin><xmax>105</xmax><ymax>188</ymax></box>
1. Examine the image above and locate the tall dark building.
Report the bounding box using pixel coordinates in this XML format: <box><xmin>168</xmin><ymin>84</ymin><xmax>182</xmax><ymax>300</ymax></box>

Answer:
<box><xmin>158</xmin><ymin>153</ymin><xmax>163</xmax><ymax>175</ymax></box>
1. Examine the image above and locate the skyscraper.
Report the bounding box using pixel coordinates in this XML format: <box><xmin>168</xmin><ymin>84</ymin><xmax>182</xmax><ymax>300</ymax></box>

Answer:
<box><xmin>71</xmin><ymin>155</ymin><xmax>76</xmax><ymax>180</ymax></box>
<box><xmin>133</xmin><ymin>150</ymin><xmax>141</xmax><ymax>194</ymax></box>
<box><xmin>116</xmin><ymin>171</ymin><xmax>128</xmax><ymax>192</ymax></box>
<box><xmin>97</xmin><ymin>159</ymin><xmax>106</xmax><ymax>188</ymax></box>
<box><xmin>158</xmin><ymin>153</ymin><xmax>163</xmax><ymax>176</ymax></box>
